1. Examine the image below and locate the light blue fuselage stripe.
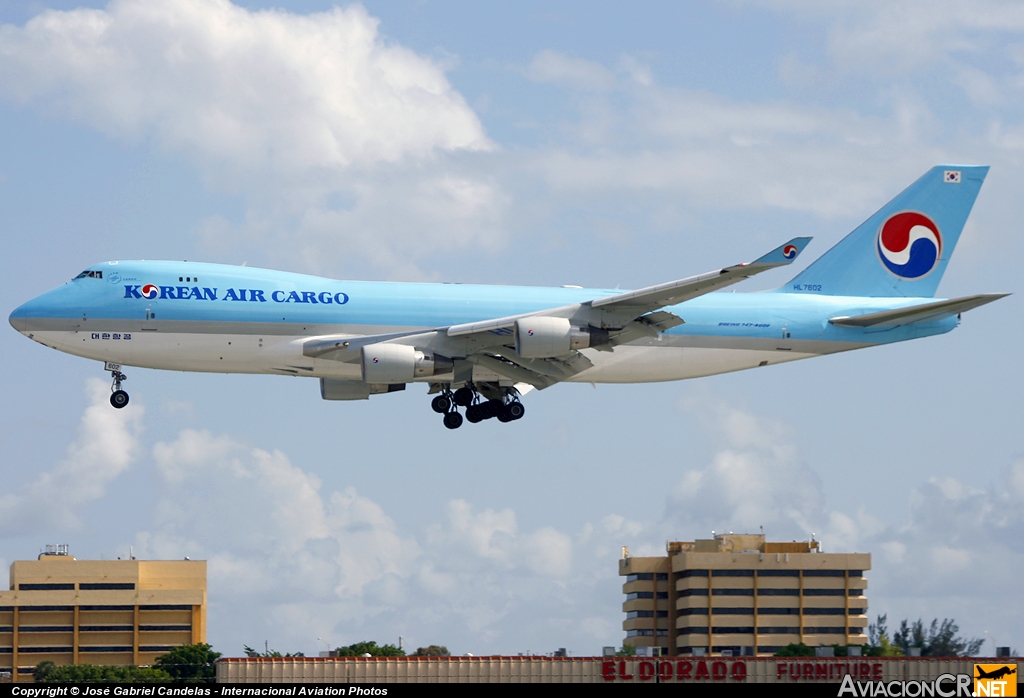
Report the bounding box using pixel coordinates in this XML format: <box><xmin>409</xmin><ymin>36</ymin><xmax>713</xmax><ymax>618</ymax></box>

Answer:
<box><xmin>9</xmin><ymin>260</ymin><xmax>958</xmax><ymax>346</ymax></box>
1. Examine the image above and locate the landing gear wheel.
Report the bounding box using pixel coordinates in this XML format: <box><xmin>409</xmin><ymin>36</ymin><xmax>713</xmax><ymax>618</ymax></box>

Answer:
<box><xmin>443</xmin><ymin>411</ymin><xmax>463</xmax><ymax>430</ymax></box>
<box><xmin>482</xmin><ymin>399</ymin><xmax>503</xmax><ymax>419</ymax></box>
<box><xmin>108</xmin><ymin>366</ymin><xmax>129</xmax><ymax>409</ymax></box>
<box><xmin>110</xmin><ymin>390</ymin><xmax>129</xmax><ymax>409</ymax></box>
<box><xmin>431</xmin><ymin>395</ymin><xmax>452</xmax><ymax>413</ymax></box>
<box><xmin>466</xmin><ymin>404</ymin><xmax>484</xmax><ymax>423</ymax></box>
<box><xmin>506</xmin><ymin>401</ymin><xmax>525</xmax><ymax>420</ymax></box>
<box><xmin>497</xmin><ymin>406</ymin><xmax>513</xmax><ymax>423</ymax></box>
<box><xmin>453</xmin><ymin>387</ymin><xmax>475</xmax><ymax>407</ymax></box>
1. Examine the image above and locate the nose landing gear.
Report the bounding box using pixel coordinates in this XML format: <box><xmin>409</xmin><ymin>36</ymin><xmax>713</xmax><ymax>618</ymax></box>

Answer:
<box><xmin>106</xmin><ymin>362</ymin><xmax>129</xmax><ymax>409</ymax></box>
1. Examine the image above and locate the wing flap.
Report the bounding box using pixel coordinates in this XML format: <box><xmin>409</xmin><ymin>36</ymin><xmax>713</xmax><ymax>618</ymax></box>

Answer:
<box><xmin>607</xmin><ymin>311</ymin><xmax>684</xmax><ymax>347</ymax></box>
<box><xmin>471</xmin><ymin>354</ymin><xmax>559</xmax><ymax>389</ymax></box>
<box><xmin>512</xmin><ymin>351</ymin><xmax>594</xmax><ymax>378</ymax></box>
<box><xmin>829</xmin><ymin>293</ymin><xmax>1009</xmax><ymax>327</ymax></box>
<box><xmin>470</xmin><ymin>350</ymin><xmax>595</xmax><ymax>389</ymax></box>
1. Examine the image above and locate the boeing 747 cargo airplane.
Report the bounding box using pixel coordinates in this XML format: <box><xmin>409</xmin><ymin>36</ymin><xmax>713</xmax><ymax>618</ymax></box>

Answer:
<box><xmin>9</xmin><ymin>165</ymin><xmax>1007</xmax><ymax>428</ymax></box>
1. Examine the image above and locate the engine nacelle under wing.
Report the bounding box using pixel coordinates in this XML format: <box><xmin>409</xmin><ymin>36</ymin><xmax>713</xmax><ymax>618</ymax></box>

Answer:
<box><xmin>361</xmin><ymin>343</ymin><xmax>454</xmax><ymax>383</ymax></box>
<box><xmin>514</xmin><ymin>317</ymin><xmax>606</xmax><ymax>358</ymax></box>
<box><xmin>320</xmin><ymin>379</ymin><xmax>405</xmax><ymax>401</ymax></box>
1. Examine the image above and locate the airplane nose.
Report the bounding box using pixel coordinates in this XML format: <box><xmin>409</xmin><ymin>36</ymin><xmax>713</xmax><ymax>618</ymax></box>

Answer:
<box><xmin>9</xmin><ymin>298</ymin><xmax>36</xmax><ymax>333</ymax></box>
<box><xmin>9</xmin><ymin>290</ymin><xmax>63</xmax><ymax>333</ymax></box>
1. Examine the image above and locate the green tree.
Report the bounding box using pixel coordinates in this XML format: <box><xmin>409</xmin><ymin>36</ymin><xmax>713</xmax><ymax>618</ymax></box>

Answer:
<box><xmin>892</xmin><ymin>618</ymin><xmax>984</xmax><ymax>657</ymax></box>
<box><xmin>412</xmin><ymin>645</ymin><xmax>450</xmax><ymax>656</ymax></box>
<box><xmin>154</xmin><ymin>642</ymin><xmax>222</xmax><ymax>682</ymax></box>
<box><xmin>243</xmin><ymin>644</ymin><xmax>305</xmax><ymax>658</ymax></box>
<box><xmin>776</xmin><ymin>643</ymin><xmax>816</xmax><ymax>657</ymax></box>
<box><xmin>865</xmin><ymin>614</ymin><xmax>904</xmax><ymax>657</ymax></box>
<box><xmin>33</xmin><ymin>661</ymin><xmax>55</xmax><ymax>682</ymax></box>
<box><xmin>335</xmin><ymin>641</ymin><xmax>405</xmax><ymax>657</ymax></box>
<box><xmin>34</xmin><ymin>661</ymin><xmax>171</xmax><ymax>683</ymax></box>
<box><xmin>615</xmin><ymin>645</ymin><xmax>637</xmax><ymax>657</ymax></box>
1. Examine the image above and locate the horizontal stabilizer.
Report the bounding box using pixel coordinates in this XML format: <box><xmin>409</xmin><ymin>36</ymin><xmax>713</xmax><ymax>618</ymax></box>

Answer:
<box><xmin>829</xmin><ymin>293</ymin><xmax>1009</xmax><ymax>327</ymax></box>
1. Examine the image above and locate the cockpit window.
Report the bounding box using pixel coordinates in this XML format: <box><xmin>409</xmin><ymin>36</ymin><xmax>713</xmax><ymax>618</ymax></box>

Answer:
<box><xmin>73</xmin><ymin>270</ymin><xmax>103</xmax><ymax>280</ymax></box>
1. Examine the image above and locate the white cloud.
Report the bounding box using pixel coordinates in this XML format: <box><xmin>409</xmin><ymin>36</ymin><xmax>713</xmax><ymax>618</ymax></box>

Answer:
<box><xmin>665</xmin><ymin>403</ymin><xmax>825</xmax><ymax>539</ymax></box>
<box><xmin>639</xmin><ymin>401</ymin><xmax>1024</xmax><ymax>647</ymax></box>
<box><xmin>15</xmin><ymin>384</ymin><xmax>1023</xmax><ymax>653</ymax></box>
<box><xmin>425</xmin><ymin>500</ymin><xmax>573</xmax><ymax>579</ymax></box>
<box><xmin>0</xmin><ymin>0</ymin><xmax>500</xmax><ymax>277</ymax></box>
<box><xmin>526</xmin><ymin>50</ymin><xmax>616</xmax><ymax>91</ymax></box>
<box><xmin>752</xmin><ymin>1</ymin><xmax>1024</xmax><ymax>74</ymax></box>
<box><xmin>137</xmin><ymin>428</ymin><xmax>604</xmax><ymax>652</ymax></box>
<box><xmin>0</xmin><ymin>0</ymin><xmax>489</xmax><ymax>173</ymax></box>
<box><xmin>0</xmin><ymin>379</ymin><xmax>142</xmax><ymax>534</ymax></box>
<box><xmin>836</xmin><ymin>2</ymin><xmax>1024</xmax><ymax>74</ymax></box>
<box><xmin>952</xmin><ymin>65</ymin><xmax>1005</xmax><ymax>106</ymax></box>
<box><xmin>861</xmin><ymin>465</ymin><xmax>1024</xmax><ymax>647</ymax></box>
<box><xmin>601</xmin><ymin>514</ymin><xmax>644</xmax><ymax>537</ymax></box>
<box><xmin>520</xmin><ymin>50</ymin><xmax>936</xmax><ymax>220</ymax></box>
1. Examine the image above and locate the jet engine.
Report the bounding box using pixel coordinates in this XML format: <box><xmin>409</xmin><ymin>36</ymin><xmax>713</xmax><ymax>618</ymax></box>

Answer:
<box><xmin>361</xmin><ymin>343</ymin><xmax>453</xmax><ymax>383</ymax></box>
<box><xmin>320</xmin><ymin>379</ymin><xmax>405</xmax><ymax>401</ymax></box>
<box><xmin>514</xmin><ymin>317</ymin><xmax>608</xmax><ymax>358</ymax></box>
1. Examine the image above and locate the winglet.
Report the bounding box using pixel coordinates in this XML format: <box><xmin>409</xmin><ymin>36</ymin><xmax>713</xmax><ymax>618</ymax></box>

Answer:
<box><xmin>751</xmin><ymin>237</ymin><xmax>812</xmax><ymax>267</ymax></box>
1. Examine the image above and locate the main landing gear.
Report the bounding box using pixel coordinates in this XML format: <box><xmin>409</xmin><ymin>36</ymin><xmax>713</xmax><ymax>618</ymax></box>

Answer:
<box><xmin>431</xmin><ymin>384</ymin><xmax>525</xmax><ymax>429</ymax></box>
<box><xmin>106</xmin><ymin>363</ymin><xmax>129</xmax><ymax>409</ymax></box>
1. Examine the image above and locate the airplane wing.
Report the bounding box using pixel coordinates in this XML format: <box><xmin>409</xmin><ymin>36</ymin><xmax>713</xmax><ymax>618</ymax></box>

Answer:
<box><xmin>828</xmin><ymin>293</ymin><xmax>1009</xmax><ymax>328</ymax></box>
<box><xmin>588</xmin><ymin>237</ymin><xmax>812</xmax><ymax>315</ymax></box>
<box><xmin>447</xmin><ymin>237</ymin><xmax>812</xmax><ymax>336</ymax></box>
<box><xmin>303</xmin><ymin>237</ymin><xmax>812</xmax><ymax>388</ymax></box>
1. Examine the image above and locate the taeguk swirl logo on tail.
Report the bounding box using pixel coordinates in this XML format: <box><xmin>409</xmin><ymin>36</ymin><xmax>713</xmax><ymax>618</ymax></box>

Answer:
<box><xmin>877</xmin><ymin>211</ymin><xmax>942</xmax><ymax>279</ymax></box>
<box><xmin>782</xmin><ymin>244</ymin><xmax>798</xmax><ymax>259</ymax></box>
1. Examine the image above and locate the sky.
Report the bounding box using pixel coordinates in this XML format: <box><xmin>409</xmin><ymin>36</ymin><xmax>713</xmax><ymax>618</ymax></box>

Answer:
<box><xmin>1</xmin><ymin>0</ymin><xmax>1022</xmax><ymax>657</ymax></box>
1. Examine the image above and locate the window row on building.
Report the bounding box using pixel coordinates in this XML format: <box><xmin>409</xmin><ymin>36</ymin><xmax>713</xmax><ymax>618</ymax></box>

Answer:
<box><xmin>15</xmin><ymin>583</ymin><xmax>137</xmax><ymax>591</ymax></box>
<box><xmin>678</xmin><ymin>626</ymin><xmax>862</xmax><ymax>635</ymax></box>
<box><xmin>677</xmin><ymin>569</ymin><xmax>863</xmax><ymax>578</ymax></box>
<box><xmin>679</xmin><ymin>645</ymin><xmax>804</xmax><ymax>655</ymax></box>
<box><xmin>626</xmin><ymin>630</ymin><xmax>670</xmax><ymax>638</ymax></box>
<box><xmin>677</xmin><ymin>607</ymin><xmax>865</xmax><ymax>616</ymax></box>
<box><xmin>625</xmin><ymin>573</ymin><xmax>670</xmax><ymax>582</ymax></box>
<box><xmin>0</xmin><ymin>604</ymin><xmax>193</xmax><ymax>611</ymax></box>
<box><xmin>0</xmin><ymin>645</ymin><xmax>180</xmax><ymax>654</ymax></box>
<box><xmin>0</xmin><ymin>624</ymin><xmax>191</xmax><ymax>632</ymax></box>
<box><xmin>678</xmin><ymin>588</ymin><xmax>864</xmax><ymax>597</ymax></box>
<box><xmin>625</xmin><ymin>592</ymin><xmax>669</xmax><ymax>600</ymax></box>
<box><xmin>626</xmin><ymin>611</ymin><xmax>669</xmax><ymax>619</ymax></box>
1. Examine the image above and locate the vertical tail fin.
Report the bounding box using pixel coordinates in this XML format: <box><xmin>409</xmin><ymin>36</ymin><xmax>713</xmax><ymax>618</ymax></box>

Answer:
<box><xmin>783</xmin><ymin>165</ymin><xmax>988</xmax><ymax>297</ymax></box>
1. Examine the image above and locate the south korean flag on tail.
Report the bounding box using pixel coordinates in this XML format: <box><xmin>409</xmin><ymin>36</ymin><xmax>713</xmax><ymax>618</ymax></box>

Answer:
<box><xmin>944</xmin><ymin>170</ymin><xmax>961</xmax><ymax>183</ymax></box>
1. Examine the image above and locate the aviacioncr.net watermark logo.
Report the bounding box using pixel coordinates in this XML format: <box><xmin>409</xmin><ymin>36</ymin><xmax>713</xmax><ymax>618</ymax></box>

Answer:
<box><xmin>975</xmin><ymin>664</ymin><xmax>1017</xmax><ymax>697</ymax></box>
<box><xmin>839</xmin><ymin>673</ymin><xmax>972</xmax><ymax>697</ymax></box>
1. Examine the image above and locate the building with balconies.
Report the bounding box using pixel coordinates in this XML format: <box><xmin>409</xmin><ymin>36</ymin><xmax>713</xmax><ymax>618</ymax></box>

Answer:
<box><xmin>619</xmin><ymin>534</ymin><xmax>869</xmax><ymax>657</ymax></box>
<box><xmin>0</xmin><ymin>545</ymin><xmax>206</xmax><ymax>682</ymax></box>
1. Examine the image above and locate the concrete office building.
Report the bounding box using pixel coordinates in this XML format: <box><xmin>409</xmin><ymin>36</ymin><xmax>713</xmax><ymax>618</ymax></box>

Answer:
<box><xmin>620</xmin><ymin>533</ymin><xmax>869</xmax><ymax>657</ymax></box>
<box><xmin>0</xmin><ymin>545</ymin><xmax>207</xmax><ymax>682</ymax></box>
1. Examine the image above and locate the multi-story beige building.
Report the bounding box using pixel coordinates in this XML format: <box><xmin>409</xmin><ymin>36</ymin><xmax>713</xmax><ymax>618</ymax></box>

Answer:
<box><xmin>0</xmin><ymin>545</ymin><xmax>206</xmax><ymax>682</ymax></box>
<box><xmin>619</xmin><ymin>533</ymin><xmax>869</xmax><ymax>657</ymax></box>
